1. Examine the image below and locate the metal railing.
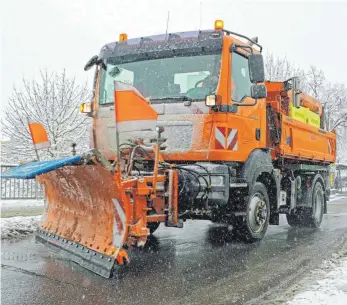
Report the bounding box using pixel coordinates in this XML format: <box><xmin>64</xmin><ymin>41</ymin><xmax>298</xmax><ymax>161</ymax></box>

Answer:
<box><xmin>1</xmin><ymin>165</ymin><xmax>43</xmax><ymax>200</ymax></box>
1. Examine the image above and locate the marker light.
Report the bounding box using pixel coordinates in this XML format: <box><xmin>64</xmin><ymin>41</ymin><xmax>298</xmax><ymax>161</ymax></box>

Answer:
<box><xmin>119</xmin><ymin>33</ymin><xmax>128</xmax><ymax>41</ymax></box>
<box><xmin>80</xmin><ymin>102</ymin><xmax>92</xmax><ymax>113</ymax></box>
<box><xmin>214</xmin><ymin>20</ymin><xmax>224</xmax><ymax>30</ymax></box>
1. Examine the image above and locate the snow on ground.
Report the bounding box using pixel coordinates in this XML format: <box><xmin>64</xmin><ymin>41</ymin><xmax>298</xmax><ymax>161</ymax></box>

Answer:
<box><xmin>1</xmin><ymin>200</ymin><xmax>44</xmax><ymax>238</ymax></box>
<box><xmin>1</xmin><ymin>199</ymin><xmax>44</xmax><ymax>218</ymax></box>
<box><xmin>0</xmin><ymin>215</ymin><xmax>41</xmax><ymax>239</ymax></box>
<box><xmin>0</xmin><ymin>199</ymin><xmax>44</xmax><ymax>209</ymax></box>
<box><xmin>287</xmin><ymin>254</ymin><xmax>347</xmax><ymax>305</ymax></box>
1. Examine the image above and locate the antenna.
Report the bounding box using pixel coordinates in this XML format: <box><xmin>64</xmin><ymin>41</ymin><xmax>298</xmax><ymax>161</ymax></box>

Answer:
<box><xmin>165</xmin><ymin>11</ymin><xmax>170</xmax><ymax>36</ymax></box>
<box><xmin>199</xmin><ymin>2</ymin><xmax>202</xmax><ymax>29</ymax></box>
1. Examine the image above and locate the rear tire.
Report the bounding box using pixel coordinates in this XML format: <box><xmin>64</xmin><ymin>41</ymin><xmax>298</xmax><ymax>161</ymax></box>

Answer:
<box><xmin>232</xmin><ymin>182</ymin><xmax>270</xmax><ymax>243</ymax></box>
<box><xmin>286</xmin><ymin>181</ymin><xmax>324</xmax><ymax>228</ymax></box>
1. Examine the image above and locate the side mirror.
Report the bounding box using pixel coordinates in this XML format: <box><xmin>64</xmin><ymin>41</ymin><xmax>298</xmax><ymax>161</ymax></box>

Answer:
<box><xmin>84</xmin><ymin>55</ymin><xmax>99</xmax><ymax>71</ymax></box>
<box><xmin>251</xmin><ymin>84</ymin><xmax>267</xmax><ymax>99</ymax></box>
<box><xmin>249</xmin><ymin>54</ymin><xmax>265</xmax><ymax>83</ymax></box>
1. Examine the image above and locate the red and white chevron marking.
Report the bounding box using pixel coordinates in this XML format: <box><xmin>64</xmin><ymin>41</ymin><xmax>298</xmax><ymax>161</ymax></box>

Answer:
<box><xmin>215</xmin><ymin>127</ymin><xmax>226</xmax><ymax>149</ymax></box>
<box><xmin>328</xmin><ymin>139</ymin><xmax>332</xmax><ymax>154</ymax></box>
<box><xmin>215</xmin><ymin>127</ymin><xmax>238</xmax><ymax>151</ymax></box>
<box><xmin>227</xmin><ymin>129</ymin><xmax>238</xmax><ymax>151</ymax></box>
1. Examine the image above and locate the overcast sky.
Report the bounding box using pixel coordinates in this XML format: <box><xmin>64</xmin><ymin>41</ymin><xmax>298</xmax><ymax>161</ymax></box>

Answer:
<box><xmin>1</xmin><ymin>0</ymin><xmax>347</xmax><ymax>114</ymax></box>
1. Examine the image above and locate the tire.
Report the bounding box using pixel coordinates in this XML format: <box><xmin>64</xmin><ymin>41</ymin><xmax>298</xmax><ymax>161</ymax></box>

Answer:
<box><xmin>286</xmin><ymin>181</ymin><xmax>324</xmax><ymax>228</ymax></box>
<box><xmin>147</xmin><ymin>222</ymin><xmax>160</xmax><ymax>234</ymax></box>
<box><xmin>232</xmin><ymin>182</ymin><xmax>270</xmax><ymax>243</ymax></box>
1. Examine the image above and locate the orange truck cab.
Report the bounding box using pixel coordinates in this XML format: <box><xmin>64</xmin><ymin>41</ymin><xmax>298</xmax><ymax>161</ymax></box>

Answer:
<box><xmin>80</xmin><ymin>20</ymin><xmax>335</xmax><ymax>243</ymax></box>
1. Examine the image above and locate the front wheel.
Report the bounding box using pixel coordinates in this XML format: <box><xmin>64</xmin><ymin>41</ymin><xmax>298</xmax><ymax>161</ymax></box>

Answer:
<box><xmin>232</xmin><ymin>182</ymin><xmax>270</xmax><ymax>243</ymax></box>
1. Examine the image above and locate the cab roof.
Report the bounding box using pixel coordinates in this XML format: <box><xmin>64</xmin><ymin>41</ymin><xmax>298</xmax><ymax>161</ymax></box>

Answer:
<box><xmin>99</xmin><ymin>29</ymin><xmax>261</xmax><ymax>60</ymax></box>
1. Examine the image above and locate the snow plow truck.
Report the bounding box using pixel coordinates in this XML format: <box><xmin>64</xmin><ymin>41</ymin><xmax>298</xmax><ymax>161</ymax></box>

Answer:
<box><xmin>3</xmin><ymin>20</ymin><xmax>336</xmax><ymax>278</ymax></box>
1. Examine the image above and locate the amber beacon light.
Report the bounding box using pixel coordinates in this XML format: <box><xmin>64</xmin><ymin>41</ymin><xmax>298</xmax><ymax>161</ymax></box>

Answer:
<box><xmin>214</xmin><ymin>20</ymin><xmax>224</xmax><ymax>30</ymax></box>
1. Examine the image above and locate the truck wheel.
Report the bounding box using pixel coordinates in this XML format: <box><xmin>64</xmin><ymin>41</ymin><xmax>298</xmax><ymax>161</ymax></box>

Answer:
<box><xmin>147</xmin><ymin>222</ymin><xmax>160</xmax><ymax>234</ymax></box>
<box><xmin>233</xmin><ymin>182</ymin><xmax>270</xmax><ymax>243</ymax></box>
<box><xmin>286</xmin><ymin>181</ymin><xmax>324</xmax><ymax>228</ymax></box>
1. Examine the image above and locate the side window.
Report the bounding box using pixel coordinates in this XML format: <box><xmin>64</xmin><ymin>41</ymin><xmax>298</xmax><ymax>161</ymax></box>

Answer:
<box><xmin>231</xmin><ymin>52</ymin><xmax>252</xmax><ymax>102</ymax></box>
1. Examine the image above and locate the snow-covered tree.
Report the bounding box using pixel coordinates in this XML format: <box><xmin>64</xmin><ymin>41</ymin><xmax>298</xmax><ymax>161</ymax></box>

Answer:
<box><xmin>1</xmin><ymin>70</ymin><xmax>91</xmax><ymax>162</ymax></box>
<box><xmin>265</xmin><ymin>53</ymin><xmax>297</xmax><ymax>81</ymax></box>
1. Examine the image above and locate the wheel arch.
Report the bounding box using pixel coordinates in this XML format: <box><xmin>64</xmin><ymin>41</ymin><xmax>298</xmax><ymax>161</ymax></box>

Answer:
<box><xmin>240</xmin><ymin>149</ymin><xmax>280</xmax><ymax>225</ymax></box>
<box><xmin>256</xmin><ymin>172</ymin><xmax>279</xmax><ymax>225</ymax></box>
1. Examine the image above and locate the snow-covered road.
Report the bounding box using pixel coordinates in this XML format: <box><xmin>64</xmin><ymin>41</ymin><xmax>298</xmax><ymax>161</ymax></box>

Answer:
<box><xmin>287</xmin><ymin>254</ymin><xmax>347</xmax><ymax>305</ymax></box>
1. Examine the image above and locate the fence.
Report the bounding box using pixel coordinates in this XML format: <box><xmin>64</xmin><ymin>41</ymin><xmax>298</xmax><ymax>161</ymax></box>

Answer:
<box><xmin>1</xmin><ymin>164</ymin><xmax>43</xmax><ymax>200</ymax></box>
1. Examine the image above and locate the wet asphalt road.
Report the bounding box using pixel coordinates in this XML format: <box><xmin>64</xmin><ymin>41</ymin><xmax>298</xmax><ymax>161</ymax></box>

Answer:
<box><xmin>2</xmin><ymin>193</ymin><xmax>347</xmax><ymax>305</ymax></box>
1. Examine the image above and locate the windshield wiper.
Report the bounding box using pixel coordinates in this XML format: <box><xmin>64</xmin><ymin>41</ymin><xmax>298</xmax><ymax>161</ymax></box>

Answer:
<box><xmin>150</xmin><ymin>96</ymin><xmax>194</xmax><ymax>102</ymax></box>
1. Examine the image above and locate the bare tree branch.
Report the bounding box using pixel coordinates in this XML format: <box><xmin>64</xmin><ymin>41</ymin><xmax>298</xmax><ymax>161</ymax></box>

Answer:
<box><xmin>1</xmin><ymin>70</ymin><xmax>91</xmax><ymax>162</ymax></box>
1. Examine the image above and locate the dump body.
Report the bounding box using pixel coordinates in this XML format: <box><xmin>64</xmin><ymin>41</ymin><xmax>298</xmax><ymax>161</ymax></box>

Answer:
<box><xmin>265</xmin><ymin>81</ymin><xmax>336</xmax><ymax>163</ymax></box>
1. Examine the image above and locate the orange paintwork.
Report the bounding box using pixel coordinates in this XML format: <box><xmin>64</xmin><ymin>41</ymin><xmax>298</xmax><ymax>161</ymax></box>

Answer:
<box><xmin>28</xmin><ymin>123</ymin><xmax>50</xmax><ymax>145</ymax></box>
<box><xmin>37</xmin><ymin>164</ymin><xmax>130</xmax><ymax>264</ymax></box>
<box><xmin>114</xmin><ymin>90</ymin><xmax>157</xmax><ymax>123</ymax></box>
<box><xmin>265</xmin><ymin>81</ymin><xmax>335</xmax><ymax>163</ymax></box>
<box><xmin>279</xmin><ymin>116</ymin><xmax>335</xmax><ymax>162</ymax></box>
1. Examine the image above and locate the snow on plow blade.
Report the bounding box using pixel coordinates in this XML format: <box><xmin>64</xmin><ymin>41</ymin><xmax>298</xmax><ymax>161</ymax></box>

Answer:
<box><xmin>36</xmin><ymin>164</ymin><xmax>129</xmax><ymax>278</ymax></box>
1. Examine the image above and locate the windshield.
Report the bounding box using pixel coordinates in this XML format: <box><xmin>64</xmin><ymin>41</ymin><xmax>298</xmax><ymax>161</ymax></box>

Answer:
<box><xmin>99</xmin><ymin>54</ymin><xmax>221</xmax><ymax>104</ymax></box>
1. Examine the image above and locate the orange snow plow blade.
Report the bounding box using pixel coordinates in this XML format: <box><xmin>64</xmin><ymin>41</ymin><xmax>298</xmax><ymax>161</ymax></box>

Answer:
<box><xmin>36</xmin><ymin>163</ymin><xmax>131</xmax><ymax>278</ymax></box>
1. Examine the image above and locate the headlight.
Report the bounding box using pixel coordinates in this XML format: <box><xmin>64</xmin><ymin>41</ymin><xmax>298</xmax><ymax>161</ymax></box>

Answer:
<box><xmin>198</xmin><ymin>175</ymin><xmax>225</xmax><ymax>187</ymax></box>
<box><xmin>210</xmin><ymin>176</ymin><xmax>225</xmax><ymax>186</ymax></box>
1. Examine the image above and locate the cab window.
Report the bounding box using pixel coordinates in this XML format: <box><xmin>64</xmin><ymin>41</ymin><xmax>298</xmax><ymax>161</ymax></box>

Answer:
<box><xmin>231</xmin><ymin>52</ymin><xmax>252</xmax><ymax>102</ymax></box>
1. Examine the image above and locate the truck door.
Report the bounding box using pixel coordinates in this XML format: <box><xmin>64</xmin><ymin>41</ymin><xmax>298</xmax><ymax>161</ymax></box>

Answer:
<box><xmin>228</xmin><ymin>50</ymin><xmax>266</xmax><ymax>157</ymax></box>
